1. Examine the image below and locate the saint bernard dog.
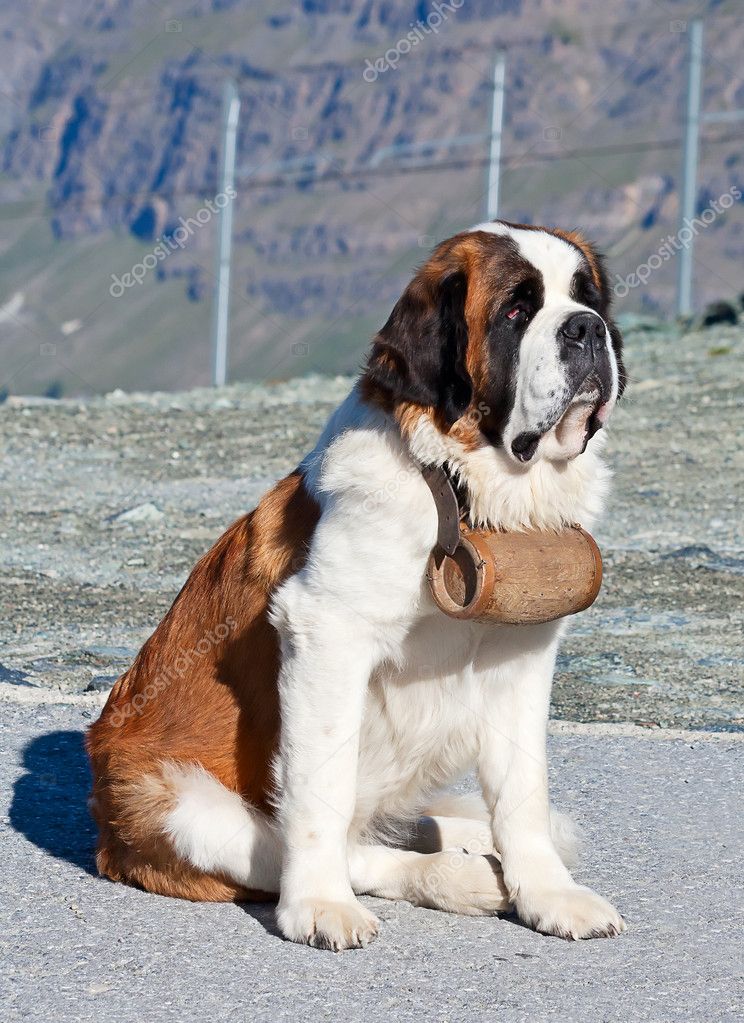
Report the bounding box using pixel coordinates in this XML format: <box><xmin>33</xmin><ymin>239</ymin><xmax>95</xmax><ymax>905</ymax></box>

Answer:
<box><xmin>88</xmin><ymin>220</ymin><xmax>628</xmax><ymax>951</ymax></box>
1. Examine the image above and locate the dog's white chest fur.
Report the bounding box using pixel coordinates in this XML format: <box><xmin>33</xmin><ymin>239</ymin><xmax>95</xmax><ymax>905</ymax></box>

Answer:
<box><xmin>357</xmin><ymin>616</ymin><xmax>484</xmax><ymax>830</ymax></box>
<box><xmin>279</xmin><ymin>386</ymin><xmax>602</xmax><ymax>837</ymax></box>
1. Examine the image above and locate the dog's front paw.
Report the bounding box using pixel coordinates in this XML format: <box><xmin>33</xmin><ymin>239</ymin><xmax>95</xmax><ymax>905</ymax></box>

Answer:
<box><xmin>277</xmin><ymin>897</ymin><xmax>380</xmax><ymax>951</ymax></box>
<box><xmin>514</xmin><ymin>883</ymin><xmax>626</xmax><ymax>940</ymax></box>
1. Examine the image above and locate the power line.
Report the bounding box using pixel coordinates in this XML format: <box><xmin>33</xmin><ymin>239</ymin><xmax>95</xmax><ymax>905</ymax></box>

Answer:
<box><xmin>228</xmin><ymin>135</ymin><xmax>744</xmax><ymax>195</ymax></box>
<box><xmin>2</xmin><ymin>126</ymin><xmax>740</xmax><ymax>223</ymax></box>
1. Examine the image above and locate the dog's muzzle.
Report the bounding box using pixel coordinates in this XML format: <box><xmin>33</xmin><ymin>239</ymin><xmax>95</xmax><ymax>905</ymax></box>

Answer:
<box><xmin>511</xmin><ymin>312</ymin><xmax>614</xmax><ymax>463</ymax></box>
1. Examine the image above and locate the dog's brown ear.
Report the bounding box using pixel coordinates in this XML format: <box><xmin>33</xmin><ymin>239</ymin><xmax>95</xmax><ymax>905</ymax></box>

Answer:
<box><xmin>364</xmin><ymin>266</ymin><xmax>472</xmax><ymax>425</ymax></box>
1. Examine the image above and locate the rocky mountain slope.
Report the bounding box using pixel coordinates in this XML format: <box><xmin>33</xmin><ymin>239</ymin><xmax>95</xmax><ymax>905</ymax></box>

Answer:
<box><xmin>1</xmin><ymin>0</ymin><xmax>743</xmax><ymax>396</ymax></box>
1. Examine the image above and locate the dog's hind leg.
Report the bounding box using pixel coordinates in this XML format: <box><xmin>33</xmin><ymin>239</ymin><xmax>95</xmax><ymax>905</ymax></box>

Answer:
<box><xmin>159</xmin><ymin>762</ymin><xmax>282</xmax><ymax>893</ymax></box>
<box><xmin>96</xmin><ymin>761</ymin><xmax>282</xmax><ymax>901</ymax></box>
<box><xmin>419</xmin><ymin>792</ymin><xmax>579</xmax><ymax>869</ymax></box>
<box><xmin>348</xmin><ymin>844</ymin><xmax>509</xmax><ymax>916</ymax></box>
<box><xmin>411</xmin><ymin>814</ymin><xmax>494</xmax><ymax>856</ymax></box>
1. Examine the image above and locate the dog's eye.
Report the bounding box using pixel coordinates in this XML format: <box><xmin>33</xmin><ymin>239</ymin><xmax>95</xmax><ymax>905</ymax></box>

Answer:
<box><xmin>506</xmin><ymin>302</ymin><xmax>530</xmax><ymax>322</ymax></box>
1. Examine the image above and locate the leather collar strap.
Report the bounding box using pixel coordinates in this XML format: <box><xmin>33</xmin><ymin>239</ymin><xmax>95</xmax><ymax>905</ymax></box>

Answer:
<box><xmin>421</xmin><ymin>464</ymin><xmax>464</xmax><ymax>557</ymax></box>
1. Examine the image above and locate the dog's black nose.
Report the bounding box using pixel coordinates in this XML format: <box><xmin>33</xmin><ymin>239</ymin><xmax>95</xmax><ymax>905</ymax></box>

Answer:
<box><xmin>560</xmin><ymin>312</ymin><xmax>605</xmax><ymax>357</ymax></box>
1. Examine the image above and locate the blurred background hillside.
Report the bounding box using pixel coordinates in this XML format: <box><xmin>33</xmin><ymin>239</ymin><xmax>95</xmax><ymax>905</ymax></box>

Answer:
<box><xmin>1</xmin><ymin>0</ymin><xmax>743</xmax><ymax>396</ymax></box>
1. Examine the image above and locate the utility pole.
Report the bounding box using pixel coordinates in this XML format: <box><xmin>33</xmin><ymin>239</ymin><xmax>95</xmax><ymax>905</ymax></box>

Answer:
<box><xmin>486</xmin><ymin>51</ymin><xmax>506</xmax><ymax>222</ymax></box>
<box><xmin>676</xmin><ymin>19</ymin><xmax>703</xmax><ymax>318</ymax></box>
<box><xmin>211</xmin><ymin>79</ymin><xmax>240</xmax><ymax>387</ymax></box>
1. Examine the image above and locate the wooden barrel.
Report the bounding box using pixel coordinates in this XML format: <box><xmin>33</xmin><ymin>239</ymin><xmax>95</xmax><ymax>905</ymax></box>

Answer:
<box><xmin>426</xmin><ymin>525</ymin><xmax>602</xmax><ymax>625</ymax></box>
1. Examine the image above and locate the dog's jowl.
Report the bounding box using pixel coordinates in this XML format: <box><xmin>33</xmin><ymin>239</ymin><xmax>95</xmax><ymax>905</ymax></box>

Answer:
<box><xmin>88</xmin><ymin>221</ymin><xmax>627</xmax><ymax>950</ymax></box>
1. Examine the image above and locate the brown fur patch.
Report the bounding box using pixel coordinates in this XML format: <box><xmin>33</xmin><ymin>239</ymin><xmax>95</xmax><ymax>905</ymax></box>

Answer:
<box><xmin>86</xmin><ymin>470</ymin><xmax>320</xmax><ymax>902</ymax></box>
<box><xmin>364</xmin><ymin>231</ymin><xmax>533</xmax><ymax>438</ymax></box>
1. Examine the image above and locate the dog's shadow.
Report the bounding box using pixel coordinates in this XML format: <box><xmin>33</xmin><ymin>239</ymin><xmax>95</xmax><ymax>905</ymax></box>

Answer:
<box><xmin>10</xmin><ymin>730</ymin><xmax>97</xmax><ymax>874</ymax></box>
<box><xmin>10</xmin><ymin>731</ymin><xmax>525</xmax><ymax>943</ymax></box>
<box><xmin>10</xmin><ymin>729</ymin><xmax>281</xmax><ymax>935</ymax></box>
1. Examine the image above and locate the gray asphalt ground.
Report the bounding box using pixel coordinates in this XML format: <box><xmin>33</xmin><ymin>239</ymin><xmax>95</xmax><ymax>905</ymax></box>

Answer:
<box><xmin>1</xmin><ymin>703</ymin><xmax>742</xmax><ymax>1023</ymax></box>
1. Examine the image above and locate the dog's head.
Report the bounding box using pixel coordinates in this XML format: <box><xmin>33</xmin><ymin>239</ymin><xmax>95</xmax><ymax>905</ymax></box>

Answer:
<box><xmin>363</xmin><ymin>221</ymin><xmax>626</xmax><ymax>465</ymax></box>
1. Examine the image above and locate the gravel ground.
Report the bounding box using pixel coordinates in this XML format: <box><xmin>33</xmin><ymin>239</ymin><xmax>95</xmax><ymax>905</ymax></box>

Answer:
<box><xmin>1</xmin><ymin>704</ymin><xmax>742</xmax><ymax>1023</ymax></box>
<box><xmin>0</xmin><ymin>322</ymin><xmax>743</xmax><ymax>729</ymax></box>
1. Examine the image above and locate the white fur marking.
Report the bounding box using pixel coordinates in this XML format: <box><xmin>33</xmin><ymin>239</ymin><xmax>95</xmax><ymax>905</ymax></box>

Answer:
<box><xmin>162</xmin><ymin>763</ymin><xmax>281</xmax><ymax>891</ymax></box>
